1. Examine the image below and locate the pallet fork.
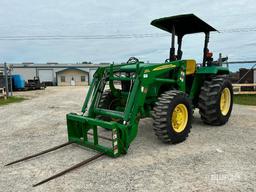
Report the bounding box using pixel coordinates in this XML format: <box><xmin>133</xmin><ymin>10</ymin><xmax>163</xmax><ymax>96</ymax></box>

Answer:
<box><xmin>5</xmin><ymin>141</ymin><xmax>106</xmax><ymax>187</ymax></box>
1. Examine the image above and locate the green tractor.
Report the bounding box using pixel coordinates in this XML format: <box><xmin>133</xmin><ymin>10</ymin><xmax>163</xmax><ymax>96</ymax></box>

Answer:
<box><xmin>67</xmin><ymin>14</ymin><xmax>233</xmax><ymax>157</ymax></box>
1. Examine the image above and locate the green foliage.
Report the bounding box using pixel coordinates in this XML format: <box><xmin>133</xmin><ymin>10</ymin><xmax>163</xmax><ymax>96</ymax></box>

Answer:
<box><xmin>234</xmin><ymin>95</ymin><xmax>256</xmax><ymax>106</ymax></box>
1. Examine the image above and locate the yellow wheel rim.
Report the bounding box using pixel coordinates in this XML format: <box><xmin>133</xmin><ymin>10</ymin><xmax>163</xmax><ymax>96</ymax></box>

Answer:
<box><xmin>220</xmin><ymin>88</ymin><xmax>231</xmax><ymax>116</ymax></box>
<box><xmin>171</xmin><ymin>104</ymin><xmax>188</xmax><ymax>133</ymax></box>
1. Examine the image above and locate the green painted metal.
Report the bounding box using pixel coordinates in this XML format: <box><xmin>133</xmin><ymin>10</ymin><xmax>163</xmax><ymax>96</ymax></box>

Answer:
<box><xmin>94</xmin><ymin>108</ymin><xmax>124</xmax><ymax>119</ymax></box>
<box><xmin>155</xmin><ymin>78</ymin><xmax>176</xmax><ymax>84</ymax></box>
<box><xmin>196</xmin><ymin>66</ymin><xmax>229</xmax><ymax>74</ymax></box>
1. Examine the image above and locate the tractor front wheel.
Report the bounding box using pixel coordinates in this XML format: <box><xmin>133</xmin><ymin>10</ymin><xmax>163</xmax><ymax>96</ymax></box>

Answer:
<box><xmin>153</xmin><ymin>90</ymin><xmax>193</xmax><ymax>143</ymax></box>
<box><xmin>97</xmin><ymin>90</ymin><xmax>123</xmax><ymax>123</ymax></box>
<box><xmin>198</xmin><ymin>76</ymin><xmax>233</xmax><ymax>125</ymax></box>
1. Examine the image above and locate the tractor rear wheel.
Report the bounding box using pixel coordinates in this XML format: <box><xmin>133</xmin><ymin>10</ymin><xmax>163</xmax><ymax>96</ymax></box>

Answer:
<box><xmin>153</xmin><ymin>90</ymin><xmax>192</xmax><ymax>143</ymax></box>
<box><xmin>198</xmin><ymin>76</ymin><xmax>233</xmax><ymax>125</ymax></box>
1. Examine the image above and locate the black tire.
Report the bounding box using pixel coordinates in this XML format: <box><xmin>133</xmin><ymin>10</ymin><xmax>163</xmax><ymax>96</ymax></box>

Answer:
<box><xmin>97</xmin><ymin>90</ymin><xmax>122</xmax><ymax>122</ymax></box>
<box><xmin>198</xmin><ymin>76</ymin><xmax>233</xmax><ymax>126</ymax></box>
<box><xmin>153</xmin><ymin>90</ymin><xmax>193</xmax><ymax>144</ymax></box>
<box><xmin>98</xmin><ymin>90</ymin><xmax>114</xmax><ymax>109</ymax></box>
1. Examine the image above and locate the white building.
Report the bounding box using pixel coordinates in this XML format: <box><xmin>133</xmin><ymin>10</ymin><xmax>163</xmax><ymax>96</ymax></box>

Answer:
<box><xmin>56</xmin><ymin>68</ymin><xmax>89</xmax><ymax>86</ymax></box>
<box><xmin>0</xmin><ymin>63</ymin><xmax>106</xmax><ymax>86</ymax></box>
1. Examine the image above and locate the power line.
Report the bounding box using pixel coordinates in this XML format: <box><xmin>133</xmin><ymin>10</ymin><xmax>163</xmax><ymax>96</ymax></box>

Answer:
<box><xmin>0</xmin><ymin>27</ymin><xmax>255</xmax><ymax>41</ymax></box>
<box><xmin>221</xmin><ymin>27</ymin><xmax>256</xmax><ymax>33</ymax></box>
<box><xmin>0</xmin><ymin>33</ymin><xmax>168</xmax><ymax>40</ymax></box>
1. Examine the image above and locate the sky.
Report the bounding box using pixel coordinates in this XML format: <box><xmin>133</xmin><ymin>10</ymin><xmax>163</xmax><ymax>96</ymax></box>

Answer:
<box><xmin>0</xmin><ymin>0</ymin><xmax>255</xmax><ymax>70</ymax></box>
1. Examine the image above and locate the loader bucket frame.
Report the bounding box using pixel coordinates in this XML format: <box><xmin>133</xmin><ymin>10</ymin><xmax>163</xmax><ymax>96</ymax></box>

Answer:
<box><xmin>67</xmin><ymin>114</ymin><xmax>124</xmax><ymax>157</ymax></box>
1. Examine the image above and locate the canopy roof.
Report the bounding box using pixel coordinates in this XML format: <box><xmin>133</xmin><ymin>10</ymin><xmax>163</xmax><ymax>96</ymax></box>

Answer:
<box><xmin>151</xmin><ymin>14</ymin><xmax>217</xmax><ymax>36</ymax></box>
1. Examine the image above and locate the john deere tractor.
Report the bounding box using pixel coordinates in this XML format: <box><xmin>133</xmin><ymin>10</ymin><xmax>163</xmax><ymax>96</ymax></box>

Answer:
<box><xmin>67</xmin><ymin>14</ymin><xmax>233</xmax><ymax>157</ymax></box>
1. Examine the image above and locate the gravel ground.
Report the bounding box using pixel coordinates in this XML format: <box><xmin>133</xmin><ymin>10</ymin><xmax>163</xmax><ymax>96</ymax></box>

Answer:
<box><xmin>0</xmin><ymin>86</ymin><xmax>255</xmax><ymax>192</ymax></box>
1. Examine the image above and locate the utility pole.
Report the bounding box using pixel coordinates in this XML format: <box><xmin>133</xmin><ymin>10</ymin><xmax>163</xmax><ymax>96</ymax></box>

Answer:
<box><xmin>4</xmin><ymin>62</ymin><xmax>9</xmax><ymax>98</ymax></box>
<box><xmin>9</xmin><ymin>65</ymin><xmax>13</xmax><ymax>96</ymax></box>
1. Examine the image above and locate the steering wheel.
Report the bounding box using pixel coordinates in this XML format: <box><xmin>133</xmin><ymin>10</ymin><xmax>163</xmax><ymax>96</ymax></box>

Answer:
<box><xmin>165</xmin><ymin>59</ymin><xmax>170</xmax><ymax>63</ymax></box>
<box><xmin>127</xmin><ymin>57</ymin><xmax>139</xmax><ymax>64</ymax></box>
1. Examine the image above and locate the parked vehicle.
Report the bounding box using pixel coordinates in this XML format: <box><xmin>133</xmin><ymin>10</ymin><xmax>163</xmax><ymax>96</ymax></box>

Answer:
<box><xmin>25</xmin><ymin>77</ymin><xmax>46</xmax><ymax>90</ymax></box>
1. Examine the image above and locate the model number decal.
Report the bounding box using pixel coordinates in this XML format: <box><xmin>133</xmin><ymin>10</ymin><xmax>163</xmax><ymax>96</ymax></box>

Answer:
<box><xmin>153</xmin><ymin>64</ymin><xmax>176</xmax><ymax>71</ymax></box>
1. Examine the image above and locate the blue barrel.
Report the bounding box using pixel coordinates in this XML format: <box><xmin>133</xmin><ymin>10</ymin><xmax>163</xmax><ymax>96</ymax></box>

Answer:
<box><xmin>12</xmin><ymin>74</ymin><xmax>25</xmax><ymax>90</ymax></box>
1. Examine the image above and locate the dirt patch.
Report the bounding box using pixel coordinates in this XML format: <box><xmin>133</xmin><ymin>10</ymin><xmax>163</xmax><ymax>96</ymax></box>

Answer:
<box><xmin>0</xmin><ymin>86</ymin><xmax>255</xmax><ymax>192</ymax></box>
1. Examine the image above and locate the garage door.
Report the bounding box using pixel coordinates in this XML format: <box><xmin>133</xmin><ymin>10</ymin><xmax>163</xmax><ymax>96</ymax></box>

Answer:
<box><xmin>38</xmin><ymin>69</ymin><xmax>53</xmax><ymax>82</ymax></box>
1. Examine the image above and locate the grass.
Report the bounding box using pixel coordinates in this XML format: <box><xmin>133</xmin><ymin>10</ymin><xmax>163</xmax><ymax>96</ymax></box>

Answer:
<box><xmin>1</xmin><ymin>95</ymin><xmax>255</xmax><ymax>106</ymax></box>
<box><xmin>234</xmin><ymin>94</ymin><xmax>256</xmax><ymax>106</ymax></box>
<box><xmin>0</xmin><ymin>96</ymin><xmax>26</xmax><ymax>106</ymax></box>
